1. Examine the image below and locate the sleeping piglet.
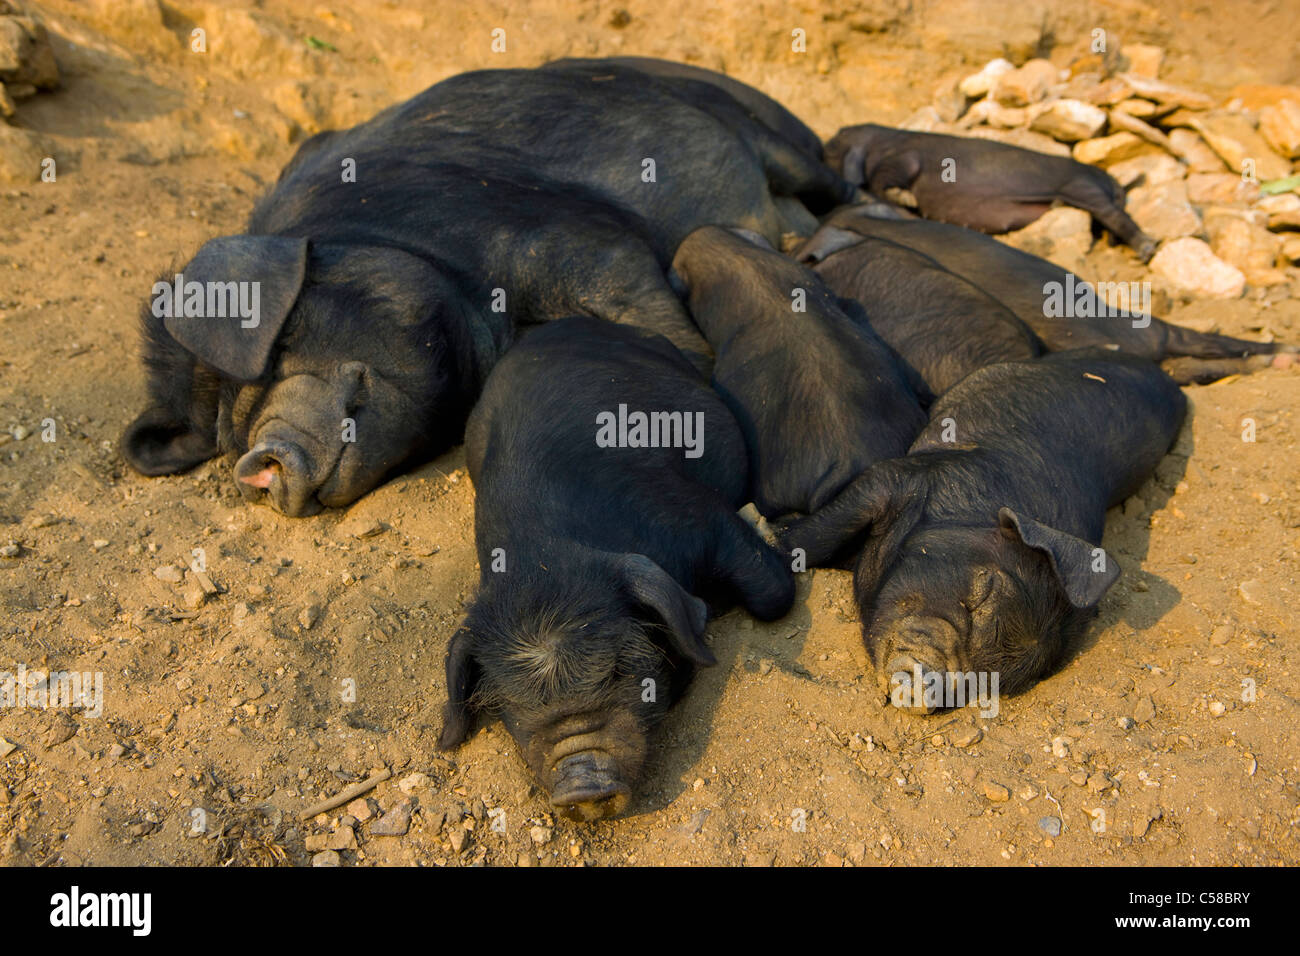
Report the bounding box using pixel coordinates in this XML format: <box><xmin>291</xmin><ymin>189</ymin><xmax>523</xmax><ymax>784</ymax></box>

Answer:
<box><xmin>439</xmin><ymin>316</ymin><xmax>794</xmax><ymax>820</ymax></box>
<box><xmin>670</xmin><ymin>225</ymin><xmax>927</xmax><ymax>519</ymax></box>
<box><xmin>780</xmin><ymin>349</ymin><xmax>1186</xmax><ymax>709</ymax></box>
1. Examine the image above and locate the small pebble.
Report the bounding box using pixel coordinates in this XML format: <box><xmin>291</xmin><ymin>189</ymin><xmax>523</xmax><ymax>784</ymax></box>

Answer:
<box><xmin>1208</xmin><ymin>701</ymin><xmax>1226</xmax><ymax>717</ymax></box>
<box><xmin>398</xmin><ymin>772</ymin><xmax>431</xmax><ymax>795</ymax></box>
<box><xmin>311</xmin><ymin>850</ymin><xmax>341</xmax><ymax>867</ymax></box>
<box><xmin>983</xmin><ymin>782</ymin><xmax>1010</xmax><ymax>802</ymax></box>
<box><xmin>299</xmin><ymin>604</ymin><xmax>322</xmax><ymax>629</ymax></box>
<box><xmin>346</xmin><ymin>798</ymin><xmax>374</xmax><ymax>823</ymax></box>
<box><xmin>153</xmin><ymin>565</ymin><xmax>184</xmax><ymax>584</ymax></box>
<box><xmin>530</xmin><ymin>826</ymin><xmax>552</xmax><ymax>845</ymax></box>
<box><xmin>371</xmin><ymin>798</ymin><xmax>414</xmax><ymax>836</ymax></box>
<box><xmin>1237</xmin><ymin>580</ymin><xmax>1263</xmax><ymax>605</ymax></box>
<box><xmin>1038</xmin><ymin>816</ymin><xmax>1062</xmax><ymax>837</ymax></box>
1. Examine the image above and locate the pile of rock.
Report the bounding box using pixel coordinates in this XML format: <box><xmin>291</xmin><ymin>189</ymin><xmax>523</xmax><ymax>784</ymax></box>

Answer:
<box><xmin>0</xmin><ymin>0</ymin><xmax>59</xmax><ymax>121</ymax></box>
<box><xmin>0</xmin><ymin>0</ymin><xmax>59</xmax><ymax>183</ymax></box>
<box><xmin>912</xmin><ymin>45</ymin><xmax>1300</xmax><ymax>299</ymax></box>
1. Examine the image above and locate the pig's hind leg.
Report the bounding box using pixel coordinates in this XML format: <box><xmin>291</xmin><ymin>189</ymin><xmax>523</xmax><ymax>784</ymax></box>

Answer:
<box><xmin>1061</xmin><ymin>178</ymin><xmax>1157</xmax><ymax>260</ymax></box>
<box><xmin>709</xmin><ymin>510</ymin><xmax>797</xmax><ymax>622</ymax></box>
<box><xmin>1161</xmin><ymin>354</ymin><xmax>1291</xmax><ymax>385</ymax></box>
<box><xmin>1162</xmin><ymin>322</ymin><xmax>1295</xmax><ymax>359</ymax></box>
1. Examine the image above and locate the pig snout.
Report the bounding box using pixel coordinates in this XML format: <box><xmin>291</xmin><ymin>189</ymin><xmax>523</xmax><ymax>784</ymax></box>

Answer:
<box><xmin>236</xmin><ymin>438</ymin><xmax>322</xmax><ymax>517</ymax></box>
<box><xmin>876</xmin><ymin>616</ymin><xmax>964</xmax><ymax>714</ymax></box>
<box><xmin>550</xmin><ymin>751</ymin><xmax>631</xmax><ymax>822</ymax></box>
<box><xmin>235</xmin><ymin>366</ymin><xmax>376</xmax><ymax>516</ymax></box>
<box><xmin>529</xmin><ymin>711</ymin><xmax>646</xmax><ymax>822</ymax></box>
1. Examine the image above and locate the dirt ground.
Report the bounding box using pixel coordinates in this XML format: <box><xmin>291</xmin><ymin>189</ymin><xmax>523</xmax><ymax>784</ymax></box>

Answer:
<box><xmin>1</xmin><ymin>0</ymin><xmax>1298</xmax><ymax>867</ymax></box>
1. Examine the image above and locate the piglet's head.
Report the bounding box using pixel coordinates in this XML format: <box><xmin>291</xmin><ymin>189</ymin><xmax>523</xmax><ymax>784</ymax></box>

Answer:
<box><xmin>863</xmin><ymin>510</ymin><xmax>1118</xmax><ymax>714</ymax></box>
<box><xmin>123</xmin><ymin>237</ymin><xmax>481</xmax><ymax>516</ymax></box>
<box><xmin>779</xmin><ymin>466</ymin><xmax>1120</xmax><ymax>713</ymax></box>
<box><xmin>438</xmin><ymin>550</ymin><xmax>715</xmax><ymax>822</ymax></box>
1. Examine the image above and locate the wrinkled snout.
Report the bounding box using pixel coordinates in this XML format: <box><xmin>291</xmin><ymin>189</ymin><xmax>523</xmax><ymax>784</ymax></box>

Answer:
<box><xmin>550</xmin><ymin>751</ymin><xmax>631</xmax><ymax>822</ymax></box>
<box><xmin>525</xmin><ymin>710</ymin><xmax>647</xmax><ymax>822</ymax></box>
<box><xmin>874</xmin><ymin>615</ymin><xmax>964</xmax><ymax>714</ymax></box>
<box><xmin>236</xmin><ymin>437</ymin><xmax>321</xmax><ymax>517</ymax></box>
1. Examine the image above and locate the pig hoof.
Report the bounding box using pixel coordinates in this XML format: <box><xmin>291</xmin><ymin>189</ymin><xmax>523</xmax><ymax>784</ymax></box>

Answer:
<box><xmin>1134</xmin><ymin>236</ymin><xmax>1158</xmax><ymax>263</ymax></box>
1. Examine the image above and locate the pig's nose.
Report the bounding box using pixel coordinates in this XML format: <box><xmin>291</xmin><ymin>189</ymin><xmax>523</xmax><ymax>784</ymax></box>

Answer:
<box><xmin>883</xmin><ymin>654</ymin><xmax>942</xmax><ymax>714</ymax></box>
<box><xmin>550</xmin><ymin>753</ymin><xmax>630</xmax><ymax>822</ymax></box>
<box><xmin>236</xmin><ymin>440</ymin><xmax>321</xmax><ymax>516</ymax></box>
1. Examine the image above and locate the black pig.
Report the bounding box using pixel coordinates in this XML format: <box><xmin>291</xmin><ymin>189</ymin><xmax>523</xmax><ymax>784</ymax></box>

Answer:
<box><xmin>794</xmin><ymin>226</ymin><xmax>1042</xmax><ymax>393</ymax></box>
<box><xmin>670</xmin><ymin>226</ymin><xmax>928</xmax><ymax>517</ymax></box>
<box><xmin>780</xmin><ymin>350</ymin><xmax>1186</xmax><ymax>709</ymax></box>
<box><xmin>547</xmin><ymin>56</ymin><xmax>826</xmax><ymax>166</ymax></box>
<box><xmin>122</xmin><ymin>61</ymin><xmax>853</xmax><ymax>515</ymax></box>
<box><xmin>824</xmin><ymin>124</ymin><xmax>1157</xmax><ymax>259</ymax></box>
<box><xmin>804</xmin><ymin>206</ymin><xmax>1293</xmax><ymax>382</ymax></box>
<box><xmin>439</xmin><ymin>317</ymin><xmax>794</xmax><ymax>821</ymax></box>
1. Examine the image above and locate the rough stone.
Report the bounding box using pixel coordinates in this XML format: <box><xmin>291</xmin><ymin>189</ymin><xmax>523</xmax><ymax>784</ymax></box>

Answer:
<box><xmin>1192</xmin><ymin>112</ymin><xmax>1292</xmax><ymax>181</ymax></box>
<box><xmin>1126</xmin><ymin>179</ymin><xmax>1200</xmax><ymax>240</ymax></box>
<box><xmin>0</xmin><ymin>123</ymin><xmax>45</xmax><ymax>184</ymax></box>
<box><xmin>1118</xmin><ymin>73</ymin><xmax>1213</xmax><ymax>110</ymax></box>
<box><xmin>1259</xmin><ymin>100</ymin><xmax>1300</xmax><ymax>160</ymax></box>
<box><xmin>1150</xmin><ymin>238</ymin><xmax>1246</xmax><ymax>298</ymax></box>
<box><xmin>958</xmin><ymin>58</ymin><xmax>1015</xmax><ymax>99</ymax></box>
<box><xmin>992</xmin><ymin>58</ymin><xmax>1058</xmax><ymax>107</ymax></box>
<box><xmin>1108</xmin><ymin>108</ymin><xmax>1178</xmax><ymax>155</ymax></box>
<box><xmin>1073</xmin><ymin>132</ymin><xmax>1151</xmax><ymax>166</ymax></box>
<box><xmin>1000</xmin><ymin>206</ymin><xmax>1094</xmax><ymax>272</ymax></box>
<box><xmin>1107</xmin><ymin>153</ymin><xmax>1185</xmax><ymax>189</ymax></box>
<box><xmin>1227</xmin><ymin>83</ymin><xmax>1300</xmax><ymax>111</ymax></box>
<box><xmin>1029</xmin><ymin>99</ymin><xmax>1107</xmax><ymax>142</ymax></box>
<box><xmin>1206</xmin><ymin>214</ymin><xmax>1285</xmax><ymax>285</ymax></box>
<box><xmin>1186</xmin><ymin>172</ymin><xmax>1257</xmax><ymax>204</ymax></box>
<box><xmin>1170</xmin><ymin>128</ymin><xmax>1227</xmax><ymax>171</ymax></box>
<box><xmin>963</xmin><ymin>126</ymin><xmax>1071</xmax><ymax>157</ymax></box>
<box><xmin>1122</xmin><ymin>44</ymin><xmax>1164</xmax><ymax>79</ymax></box>
<box><xmin>0</xmin><ymin>15</ymin><xmax>60</xmax><ymax>90</ymax></box>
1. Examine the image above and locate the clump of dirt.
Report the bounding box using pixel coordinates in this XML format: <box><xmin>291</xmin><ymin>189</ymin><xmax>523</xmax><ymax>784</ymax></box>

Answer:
<box><xmin>0</xmin><ymin>0</ymin><xmax>1297</xmax><ymax>866</ymax></box>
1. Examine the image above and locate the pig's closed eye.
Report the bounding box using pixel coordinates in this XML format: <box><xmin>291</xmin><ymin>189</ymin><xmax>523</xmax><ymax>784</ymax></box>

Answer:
<box><xmin>337</xmin><ymin>361</ymin><xmax>372</xmax><ymax>413</ymax></box>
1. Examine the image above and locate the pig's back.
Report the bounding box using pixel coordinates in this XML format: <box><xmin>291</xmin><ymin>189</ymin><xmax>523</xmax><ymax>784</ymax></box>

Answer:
<box><xmin>911</xmin><ymin>352</ymin><xmax>1185</xmax><ymax>537</ymax></box>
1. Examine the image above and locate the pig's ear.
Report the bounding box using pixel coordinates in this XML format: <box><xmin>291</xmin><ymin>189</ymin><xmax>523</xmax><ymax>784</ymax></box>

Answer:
<box><xmin>999</xmin><ymin>508</ymin><xmax>1120</xmax><ymax>609</ymax></box>
<box><xmin>438</xmin><ymin>627</ymin><xmax>481</xmax><ymax>750</ymax></box>
<box><xmin>121</xmin><ymin>405</ymin><xmax>219</xmax><ymax>475</ymax></box>
<box><xmin>162</xmin><ymin>235</ymin><xmax>309</xmax><ymax>383</ymax></box>
<box><xmin>794</xmin><ymin>226</ymin><xmax>863</xmax><ymax>264</ymax></box>
<box><xmin>616</xmin><ymin>554</ymin><xmax>715</xmax><ymax>667</ymax></box>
